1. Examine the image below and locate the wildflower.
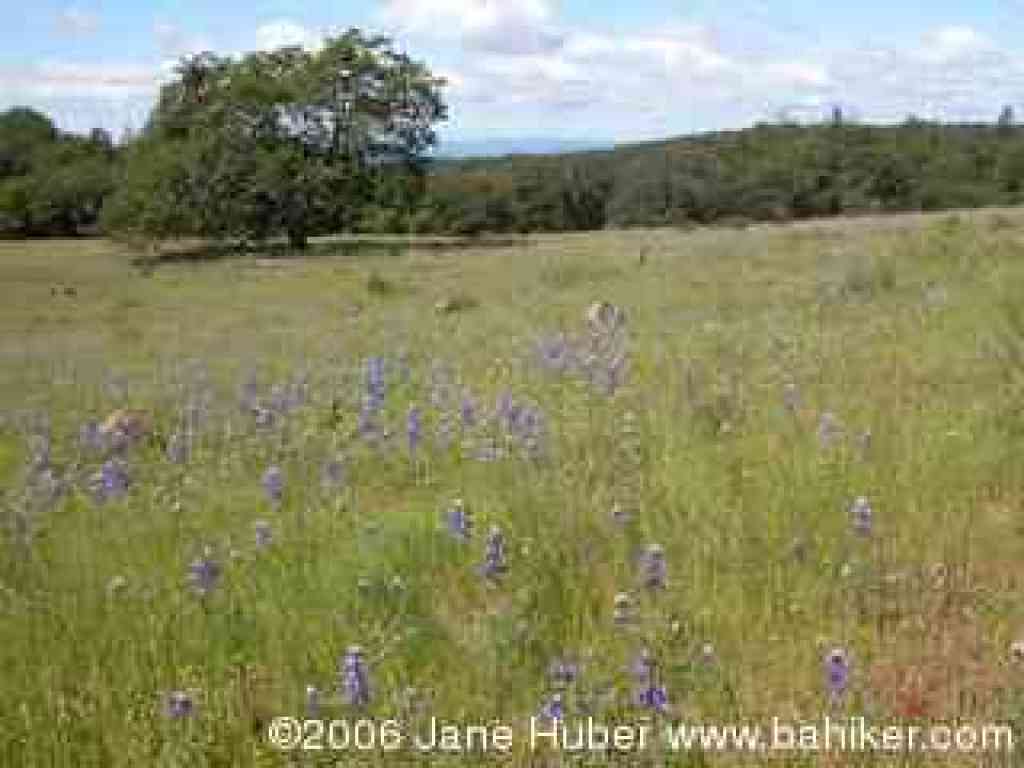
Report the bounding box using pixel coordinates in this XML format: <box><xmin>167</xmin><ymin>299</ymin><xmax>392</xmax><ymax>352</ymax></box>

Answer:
<box><xmin>365</xmin><ymin>357</ymin><xmax>386</xmax><ymax>410</ymax></box>
<box><xmin>445</xmin><ymin>499</ymin><xmax>472</xmax><ymax>541</ymax></box>
<box><xmin>262</xmin><ymin>465</ymin><xmax>284</xmax><ymax>506</ymax></box>
<box><xmin>406</xmin><ymin>405</ymin><xmax>422</xmax><ymax>456</ymax></box>
<box><xmin>321</xmin><ymin>457</ymin><xmax>346</xmax><ymax>491</ymax></box>
<box><xmin>460</xmin><ymin>393</ymin><xmax>477</xmax><ymax>429</ymax></box>
<box><xmin>548</xmin><ymin>658</ymin><xmax>580</xmax><ymax>686</ymax></box>
<box><xmin>636</xmin><ymin>684</ymin><xmax>669</xmax><ymax>713</ymax></box>
<box><xmin>166</xmin><ymin>432</ymin><xmax>189</xmax><ymax>464</ymax></box>
<box><xmin>480</xmin><ymin>526</ymin><xmax>508</xmax><ymax>581</ymax></box>
<box><xmin>850</xmin><ymin>496</ymin><xmax>873</xmax><ymax>536</ymax></box>
<box><xmin>188</xmin><ymin>549</ymin><xmax>222</xmax><ymax>596</ymax></box>
<box><xmin>254</xmin><ymin>520</ymin><xmax>272</xmax><ymax>549</ymax></box>
<box><xmin>340</xmin><ymin>645</ymin><xmax>371</xmax><ymax>708</ymax></box>
<box><xmin>824</xmin><ymin>647</ymin><xmax>850</xmax><ymax>699</ymax></box>
<box><xmin>613</xmin><ymin>592</ymin><xmax>635</xmax><ymax>626</ymax></box>
<box><xmin>537</xmin><ymin>693</ymin><xmax>564</xmax><ymax>722</ymax></box>
<box><xmin>633</xmin><ymin>649</ymin><xmax>669</xmax><ymax>713</ymax></box>
<box><xmin>640</xmin><ymin>544</ymin><xmax>667</xmax><ymax>590</ymax></box>
<box><xmin>165</xmin><ymin>690</ymin><xmax>194</xmax><ymax>719</ymax></box>
<box><xmin>79</xmin><ymin>421</ymin><xmax>104</xmax><ymax>453</ymax></box>
<box><xmin>96</xmin><ymin>458</ymin><xmax>129</xmax><ymax>501</ymax></box>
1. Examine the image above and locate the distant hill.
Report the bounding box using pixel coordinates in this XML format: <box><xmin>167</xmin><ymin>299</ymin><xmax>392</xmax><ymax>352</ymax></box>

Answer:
<box><xmin>434</xmin><ymin>138</ymin><xmax>614</xmax><ymax>158</ymax></box>
<box><xmin>410</xmin><ymin>120</ymin><xmax>1024</xmax><ymax>235</ymax></box>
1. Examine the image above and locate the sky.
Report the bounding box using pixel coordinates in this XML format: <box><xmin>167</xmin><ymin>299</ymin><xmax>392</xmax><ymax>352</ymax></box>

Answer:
<box><xmin>2</xmin><ymin>0</ymin><xmax>1024</xmax><ymax>145</ymax></box>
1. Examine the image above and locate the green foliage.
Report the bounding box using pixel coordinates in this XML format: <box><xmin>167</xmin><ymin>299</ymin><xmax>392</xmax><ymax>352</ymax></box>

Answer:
<box><xmin>104</xmin><ymin>29</ymin><xmax>447</xmax><ymax>247</ymax></box>
<box><xmin>0</xmin><ymin>108</ymin><xmax>115</xmax><ymax>237</ymax></box>
<box><xmin>411</xmin><ymin>121</ymin><xmax>1024</xmax><ymax>235</ymax></box>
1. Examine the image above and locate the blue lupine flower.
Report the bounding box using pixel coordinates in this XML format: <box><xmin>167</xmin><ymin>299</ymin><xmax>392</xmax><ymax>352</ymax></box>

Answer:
<box><xmin>538</xmin><ymin>335</ymin><xmax>573</xmax><ymax>373</ymax></box>
<box><xmin>538</xmin><ymin>693</ymin><xmax>564</xmax><ymax>723</ymax></box>
<box><xmin>548</xmin><ymin>658</ymin><xmax>580</xmax><ymax>686</ymax></box>
<box><xmin>188</xmin><ymin>550</ymin><xmax>221</xmax><ymax>596</ymax></box>
<box><xmin>636</xmin><ymin>684</ymin><xmax>669</xmax><ymax>713</ymax></box>
<box><xmin>407</xmin><ymin>405</ymin><xmax>422</xmax><ymax>456</ymax></box>
<box><xmin>79</xmin><ymin>421</ymin><xmax>104</xmax><ymax>453</ymax></box>
<box><xmin>640</xmin><ymin>544</ymin><xmax>667</xmax><ymax>590</ymax></box>
<box><xmin>446</xmin><ymin>499</ymin><xmax>472</xmax><ymax>541</ymax></box>
<box><xmin>321</xmin><ymin>457</ymin><xmax>346</xmax><ymax>491</ymax></box>
<box><xmin>340</xmin><ymin>645</ymin><xmax>371</xmax><ymax>708</ymax></box>
<box><xmin>480</xmin><ymin>526</ymin><xmax>507</xmax><ymax>581</ymax></box>
<box><xmin>460</xmin><ymin>393</ymin><xmax>477</xmax><ymax>429</ymax></box>
<box><xmin>633</xmin><ymin>648</ymin><xmax>669</xmax><ymax>713</ymax></box>
<box><xmin>166</xmin><ymin>432</ymin><xmax>189</xmax><ymax>464</ymax></box>
<box><xmin>99</xmin><ymin>458</ymin><xmax>130</xmax><ymax>500</ymax></box>
<box><xmin>165</xmin><ymin>690</ymin><xmax>194</xmax><ymax>719</ymax></box>
<box><xmin>262</xmin><ymin>465</ymin><xmax>284</xmax><ymax>506</ymax></box>
<box><xmin>365</xmin><ymin>357</ymin><xmax>386</xmax><ymax>410</ymax></box>
<box><xmin>825</xmin><ymin>647</ymin><xmax>850</xmax><ymax>699</ymax></box>
<box><xmin>850</xmin><ymin>496</ymin><xmax>873</xmax><ymax>536</ymax></box>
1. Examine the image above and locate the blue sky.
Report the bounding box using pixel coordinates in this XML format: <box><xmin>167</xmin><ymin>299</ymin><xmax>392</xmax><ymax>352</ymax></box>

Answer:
<box><xmin>2</xmin><ymin>0</ymin><xmax>1023</xmax><ymax>144</ymax></box>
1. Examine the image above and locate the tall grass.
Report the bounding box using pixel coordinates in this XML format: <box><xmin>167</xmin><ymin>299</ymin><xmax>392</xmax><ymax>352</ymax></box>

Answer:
<box><xmin>2</xmin><ymin>211</ymin><xmax>1024</xmax><ymax>765</ymax></box>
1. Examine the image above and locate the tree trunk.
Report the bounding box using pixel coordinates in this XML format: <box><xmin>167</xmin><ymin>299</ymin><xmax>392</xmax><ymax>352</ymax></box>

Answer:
<box><xmin>287</xmin><ymin>227</ymin><xmax>308</xmax><ymax>250</ymax></box>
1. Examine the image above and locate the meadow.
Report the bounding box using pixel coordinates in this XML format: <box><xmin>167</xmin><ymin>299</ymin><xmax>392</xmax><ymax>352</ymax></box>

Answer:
<box><xmin>3</xmin><ymin>210</ymin><xmax>1024</xmax><ymax>766</ymax></box>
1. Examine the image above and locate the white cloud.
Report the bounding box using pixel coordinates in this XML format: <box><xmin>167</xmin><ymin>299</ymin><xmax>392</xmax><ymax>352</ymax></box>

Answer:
<box><xmin>381</xmin><ymin>0</ymin><xmax>563</xmax><ymax>55</ymax></box>
<box><xmin>254</xmin><ymin>19</ymin><xmax>324</xmax><ymax>51</ymax></box>
<box><xmin>54</xmin><ymin>8</ymin><xmax>99</xmax><ymax>37</ymax></box>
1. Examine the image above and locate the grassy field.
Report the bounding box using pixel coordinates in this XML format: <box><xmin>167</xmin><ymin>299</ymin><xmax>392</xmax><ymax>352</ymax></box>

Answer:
<box><xmin>3</xmin><ymin>210</ymin><xmax>1024</xmax><ymax>765</ymax></box>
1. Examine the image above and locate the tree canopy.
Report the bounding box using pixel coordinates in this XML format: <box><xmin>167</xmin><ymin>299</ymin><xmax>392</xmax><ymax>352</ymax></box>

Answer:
<box><xmin>102</xmin><ymin>28</ymin><xmax>447</xmax><ymax>247</ymax></box>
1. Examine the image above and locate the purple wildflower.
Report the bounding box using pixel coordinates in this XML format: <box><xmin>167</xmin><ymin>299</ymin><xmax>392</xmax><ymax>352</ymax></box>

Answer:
<box><xmin>640</xmin><ymin>544</ymin><xmax>668</xmax><ymax>590</ymax></box>
<box><xmin>548</xmin><ymin>658</ymin><xmax>580</xmax><ymax>686</ymax></box>
<box><xmin>165</xmin><ymin>690</ymin><xmax>194</xmax><ymax>719</ymax></box>
<box><xmin>321</xmin><ymin>457</ymin><xmax>346</xmax><ymax>491</ymax></box>
<box><xmin>406</xmin><ymin>405</ymin><xmax>422</xmax><ymax>456</ymax></box>
<box><xmin>480</xmin><ymin>526</ymin><xmax>508</xmax><ymax>581</ymax></box>
<box><xmin>96</xmin><ymin>458</ymin><xmax>129</xmax><ymax>501</ymax></box>
<box><xmin>166</xmin><ymin>432</ymin><xmax>189</xmax><ymax>464</ymax></box>
<box><xmin>365</xmin><ymin>357</ymin><xmax>386</xmax><ymax>410</ymax></box>
<box><xmin>340</xmin><ymin>645</ymin><xmax>371</xmax><ymax>708</ymax></box>
<box><xmin>446</xmin><ymin>499</ymin><xmax>472</xmax><ymax>541</ymax></box>
<box><xmin>824</xmin><ymin>647</ymin><xmax>850</xmax><ymax>699</ymax></box>
<box><xmin>636</xmin><ymin>684</ymin><xmax>669</xmax><ymax>713</ymax></box>
<box><xmin>537</xmin><ymin>693</ymin><xmax>564</xmax><ymax>723</ymax></box>
<box><xmin>79</xmin><ymin>421</ymin><xmax>104</xmax><ymax>453</ymax></box>
<box><xmin>188</xmin><ymin>550</ymin><xmax>222</xmax><ymax>596</ymax></box>
<box><xmin>850</xmin><ymin>496</ymin><xmax>873</xmax><ymax>536</ymax></box>
<box><xmin>633</xmin><ymin>649</ymin><xmax>669</xmax><ymax>713</ymax></box>
<box><xmin>262</xmin><ymin>465</ymin><xmax>284</xmax><ymax>507</ymax></box>
<box><xmin>460</xmin><ymin>393</ymin><xmax>477</xmax><ymax>429</ymax></box>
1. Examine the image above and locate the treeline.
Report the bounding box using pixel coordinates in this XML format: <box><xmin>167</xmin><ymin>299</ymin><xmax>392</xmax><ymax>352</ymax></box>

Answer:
<box><xmin>408</xmin><ymin>115</ymin><xmax>1024</xmax><ymax>235</ymax></box>
<box><xmin>5</xmin><ymin>104</ymin><xmax>1024</xmax><ymax>239</ymax></box>
<box><xmin>0</xmin><ymin>109</ymin><xmax>116</xmax><ymax>237</ymax></box>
